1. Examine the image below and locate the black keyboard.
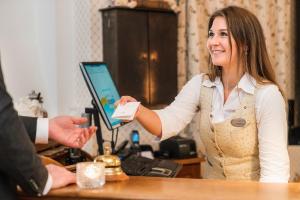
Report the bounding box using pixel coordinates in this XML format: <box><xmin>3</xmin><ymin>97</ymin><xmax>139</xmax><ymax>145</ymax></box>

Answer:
<box><xmin>121</xmin><ymin>155</ymin><xmax>182</xmax><ymax>177</ymax></box>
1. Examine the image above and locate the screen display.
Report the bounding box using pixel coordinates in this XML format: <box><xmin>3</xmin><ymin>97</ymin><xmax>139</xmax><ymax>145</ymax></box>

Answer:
<box><xmin>84</xmin><ymin>63</ymin><xmax>122</xmax><ymax>127</ymax></box>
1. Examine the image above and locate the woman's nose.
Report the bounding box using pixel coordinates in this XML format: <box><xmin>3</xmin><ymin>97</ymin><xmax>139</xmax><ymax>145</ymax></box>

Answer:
<box><xmin>210</xmin><ymin>36</ymin><xmax>220</xmax><ymax>45</ymax></box>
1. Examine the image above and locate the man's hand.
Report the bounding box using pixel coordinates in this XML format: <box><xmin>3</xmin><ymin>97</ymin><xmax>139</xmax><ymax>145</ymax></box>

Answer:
<box><xmin>46</xmin><ymin>164</ymin><xmax>76</xmax><ymax>189</ymax></box>
<box><xmin>49</xmin><ymin>116</ymin><xmax>97</xmax><ymax>148</ymax></box>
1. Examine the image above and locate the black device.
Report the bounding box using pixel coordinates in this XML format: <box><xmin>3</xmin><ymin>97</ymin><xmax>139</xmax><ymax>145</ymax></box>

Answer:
<box><xmin>129</xmin><ymin>130</ymin><xmax>141</xmax><ymax>155</ymax></box>
<box><xmin>80</xmin><ymin>62</ymin><xmax>127</xmax><ymax>130</ymax></box>
<box><xmin>84</xmin><ymin>104</ymin><xmax>106</xmax><ymax>155</ymax></box>
<box><xmin>159</xmin><ymin>136</ymin><xmax>197</xmax><ymax>159</ymax></box>
<box><xmin>66</xmin><ymin>112</ymin><xmax>92</xmax><ymax>162</ymax></box>
<box><xmin>114</xmin><ymin>140</ymin><xmax>129</xmax><ymax>155</ymax></box>
<box><xmin>121</xmin><ymin>155</ymin><xmax>182</xmax><ymax>178</ymax></box>
<box><xmin>65</xmin><ymin>148</ymin><xmax>85</xmax><ymax>165</ymax></box>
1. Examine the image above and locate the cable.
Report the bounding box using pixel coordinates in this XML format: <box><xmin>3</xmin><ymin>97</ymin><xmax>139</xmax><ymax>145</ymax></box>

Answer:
<box><xmin>114</xmin><ymin>128</ymin><xmax>119</xmax><ymax>148</ymax></box>
<box><xmin>111</xmin><ymin>129</ymin><xmax>115</xmax><ymax>153</ymax></box>
<box><xmin>108</xmin><ymin>128</ymin><xmax>120</xmax><ymax>154</ymax></box>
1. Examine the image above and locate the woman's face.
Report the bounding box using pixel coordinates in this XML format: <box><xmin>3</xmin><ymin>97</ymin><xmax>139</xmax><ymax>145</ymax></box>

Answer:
<box><xmin>207</xmin><ymin>17</ymin><xmax>238</xmax><ymax>69</ymax></box>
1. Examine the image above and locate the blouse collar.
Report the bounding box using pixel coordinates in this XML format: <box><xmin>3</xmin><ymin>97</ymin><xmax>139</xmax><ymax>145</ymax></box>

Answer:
<box><xmin>202</xmin><ymin>73</ymin><xmax>256</xmax><ymax>95</ymax></box>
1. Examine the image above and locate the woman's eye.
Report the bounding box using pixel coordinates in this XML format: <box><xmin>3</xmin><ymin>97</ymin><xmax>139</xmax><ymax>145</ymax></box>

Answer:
<box><xmin>220</xmin><ymin>32</ymin><xmax>228</xmax><ymax>36</ymax></box>
<box><xmin>208</xmin><ymin>32</ymin><xmax>214</xmax><ymax>37</ymax></box>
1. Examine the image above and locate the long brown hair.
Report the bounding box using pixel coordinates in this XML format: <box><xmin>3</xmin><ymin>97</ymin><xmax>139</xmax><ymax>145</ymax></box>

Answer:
<box><xmin>207</xmin><ymin>6</ymin><xmax>285</xmax><ymax>98</ymax></box>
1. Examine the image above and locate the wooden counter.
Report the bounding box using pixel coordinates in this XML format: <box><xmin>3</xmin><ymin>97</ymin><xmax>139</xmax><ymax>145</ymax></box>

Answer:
<box><xmin>19</xmin><ymin>176</ymin><xmax>300</xmax><ymax>200</ymax></box>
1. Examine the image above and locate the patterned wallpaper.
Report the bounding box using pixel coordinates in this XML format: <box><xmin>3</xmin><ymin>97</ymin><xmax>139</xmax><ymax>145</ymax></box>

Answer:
<box><xmin>72</xmin><ymin>0</ymin><xmax>294</xmax><ymax>157</ymax></box>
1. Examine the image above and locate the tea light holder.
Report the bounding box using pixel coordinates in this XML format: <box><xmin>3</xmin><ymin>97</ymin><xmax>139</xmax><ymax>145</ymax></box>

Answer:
<box><xmin>76</xmin><ymin>162</ymin><xmax>105</xmax><ymax>189</ymax></box>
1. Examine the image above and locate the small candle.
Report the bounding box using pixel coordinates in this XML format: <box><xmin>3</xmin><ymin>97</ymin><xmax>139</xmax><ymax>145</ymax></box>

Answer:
<box><xmin>76</xmin><ymin>162</ymin><xmax>105</xmax><ymax>189</ymax></box>
<box><xmin>84</xmin><ymin>165</ymin><xmax>102</xmax><ymax>179</ymax></box>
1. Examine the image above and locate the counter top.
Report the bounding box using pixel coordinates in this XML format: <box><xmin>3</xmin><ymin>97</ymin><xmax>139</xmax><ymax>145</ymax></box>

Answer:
<box><xmin>19</xmin><ymin>176</ymin><xmax>300</xmax><ymax>200</ymax></box>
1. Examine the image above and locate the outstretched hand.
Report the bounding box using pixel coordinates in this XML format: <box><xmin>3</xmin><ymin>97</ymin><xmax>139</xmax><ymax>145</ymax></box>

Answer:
<box><xmin>114</xmin><ymin>96</ymin><xmax>140</xmax><ymax>121</ymax></box>
<box><xmin>49</xmin><ymin>116</ymin><xmax>97</xmax><ymax>148</ymax></box>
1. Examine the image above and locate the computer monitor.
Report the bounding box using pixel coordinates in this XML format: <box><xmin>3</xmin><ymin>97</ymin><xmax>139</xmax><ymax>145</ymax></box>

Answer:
<box><xmin>80</xmin><ymin>62</ymin><xmax>126</xmax><ymax>130</ymax></box>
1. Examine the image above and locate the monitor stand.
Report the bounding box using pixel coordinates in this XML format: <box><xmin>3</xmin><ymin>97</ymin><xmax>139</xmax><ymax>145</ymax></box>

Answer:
<box><xmin>85</xmin><ymin>100</ymin><xmax>104</xmax><ymax>155</ymax></box>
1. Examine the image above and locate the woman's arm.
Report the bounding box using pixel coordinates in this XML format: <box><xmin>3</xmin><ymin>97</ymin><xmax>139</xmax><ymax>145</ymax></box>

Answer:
<box><xmin>256</xmin><ymin>85</ymin><xmax>290</xmax><ymax>183</ymax></box>
<box><xmin>118</xmin><ymin>96</ymin><xmax>162</xmax><ymax>137</ymax></box>
<box><xmin>135</xmin><ymin>105</ymin><xmax>162</xmax><ymax>137</ymax></box>
<box><xmin>118</xmin><ymin>74</ymin><xmax>203</xmax><ymax>140</ymax></box>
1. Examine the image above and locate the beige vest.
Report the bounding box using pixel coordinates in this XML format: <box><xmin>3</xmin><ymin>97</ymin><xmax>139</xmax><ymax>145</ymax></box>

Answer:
<box><xmin>199</xmin><ymin>76</ymin><xmax>260</xmax><ymax>181</ymax></box>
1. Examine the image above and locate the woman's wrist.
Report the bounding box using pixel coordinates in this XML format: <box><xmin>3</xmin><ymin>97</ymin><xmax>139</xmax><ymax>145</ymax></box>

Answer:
<box><xmin>135</xmin><ymin>104</ymin><xmax>143</xmax><ymax>120</ymax></box>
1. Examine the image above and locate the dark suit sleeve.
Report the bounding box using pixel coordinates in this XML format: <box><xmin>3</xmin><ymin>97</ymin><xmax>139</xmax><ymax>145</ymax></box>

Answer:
<box><xmin>19</xmin><ymin>116</ymin><xmax>37</xmax><ymax>142</ymax></box>
<box><xmin>0</xmin><ymin>66</ymin><xmax>48</xmax><ymax>196</ymax></box>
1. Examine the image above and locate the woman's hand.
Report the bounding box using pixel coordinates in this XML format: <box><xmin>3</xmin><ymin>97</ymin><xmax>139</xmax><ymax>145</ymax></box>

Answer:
<box><xmin>116</xmin><ymin>96</ymin><xmax>138</xmax><ymax>105</ymax></box>
<box><xmin>116</xmin><ymin>96</ymin><xmax>162</xmax><ymax>137</ymax></box>
<box><xmin>115</xmin><ymin>96</ymin><xmax>140</xmax><ymax>120</ymax></box>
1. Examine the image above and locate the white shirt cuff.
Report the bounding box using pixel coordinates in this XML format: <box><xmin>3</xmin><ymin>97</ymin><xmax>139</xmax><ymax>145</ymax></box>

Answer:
<box><xmin>42</xmin><ymin>173</ymin><xmax>52</xmax><ymax>195</ymax></box>
<box><xmin>35</xmin><ymin>118</ymin><xmax>49</xmax><ymax>144</ymax></box>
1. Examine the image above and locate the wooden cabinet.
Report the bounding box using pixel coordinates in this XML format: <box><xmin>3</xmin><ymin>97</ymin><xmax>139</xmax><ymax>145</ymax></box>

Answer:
<box><xmin>174</xmin><ymin>157</ymin><xmax>205</xmax><ymax>179</ymax></box>
<box><xmin>101</xmin><ymin>7</ymin><xmax>178</xmax><ymax>106</ymax></box>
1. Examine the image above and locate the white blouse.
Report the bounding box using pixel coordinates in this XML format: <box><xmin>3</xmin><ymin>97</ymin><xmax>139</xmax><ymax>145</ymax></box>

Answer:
<box><xmin>155</xmin><ymin>73</ymin><xmax>290</xmax><ymax>183</ymax></box>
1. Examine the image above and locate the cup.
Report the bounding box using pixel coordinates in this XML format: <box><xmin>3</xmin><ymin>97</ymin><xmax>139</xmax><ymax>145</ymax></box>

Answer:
<box><xmin>76</xmin><ymin>162</ymin><xmax>105</xmax><ymax>189</ymax></box>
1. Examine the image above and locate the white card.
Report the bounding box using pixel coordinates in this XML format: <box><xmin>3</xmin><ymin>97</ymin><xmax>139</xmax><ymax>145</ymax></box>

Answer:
<box><xmin>112</xmin><ymin>102</ymin><xmax>140</xmax><ymax>121</ymax></box>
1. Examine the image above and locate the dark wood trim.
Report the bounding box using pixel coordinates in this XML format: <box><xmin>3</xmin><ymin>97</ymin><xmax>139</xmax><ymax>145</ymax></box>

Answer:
<box><xmin>295</xmin><ymin>0</ymin><xmax>300</xmax><ymax>126</ymax></box>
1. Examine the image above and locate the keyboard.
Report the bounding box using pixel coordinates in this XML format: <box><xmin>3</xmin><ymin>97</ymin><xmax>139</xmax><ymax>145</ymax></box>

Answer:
<box><xmin>121</xmin><ymin>155</ymin><xmax>182</xmax><ymax>177</ymax></box>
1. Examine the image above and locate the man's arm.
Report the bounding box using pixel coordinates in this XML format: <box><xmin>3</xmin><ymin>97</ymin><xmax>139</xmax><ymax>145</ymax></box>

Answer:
<box><xmin>19</xmin><ymin>115</ymin><xmax>97</xmax><ymax>147</ymax></box>
<box><xmin>0</xmin><ymin>57</ymin><xmax>78</xmax><ymax>196</ymax></box>
<box><xmin>19</xmin><ymin>116</ymin><xmax>37</xmax><ymax>142</ymax></box>
<box><xmin>0</xmin><ymin>87</ymin><xmax>48</xmax><ymax>196</ymax></box>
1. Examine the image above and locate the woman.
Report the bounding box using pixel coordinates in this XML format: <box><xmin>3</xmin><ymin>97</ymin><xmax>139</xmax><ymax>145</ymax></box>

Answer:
<box><xmin>118</xmin><ymin>6</ymin><xmax>290</xmax><ymax>182</ymax></box>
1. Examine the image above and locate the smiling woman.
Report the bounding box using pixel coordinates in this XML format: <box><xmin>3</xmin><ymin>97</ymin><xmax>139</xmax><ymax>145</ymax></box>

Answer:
<box><xmin>117</xmin><ymin>6</ymin><xmax>290</xmax><ymax>183</ymax></box>
<box><xmin>207</xmin><ymin>17</ymin><xmax>241</xmax><ymax>101</ymax></box>
<box><xmin>206</xmin><ymin>6</ymin><xmax>285</xmax><ymax>101</ymax></box>
<box><xmin>207</xmin><ymin>18</ymin><xmax>237</xmax><ymax>68</ymax></box>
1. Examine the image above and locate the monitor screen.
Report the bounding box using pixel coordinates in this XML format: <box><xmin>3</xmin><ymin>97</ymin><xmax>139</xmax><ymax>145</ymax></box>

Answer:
<box><xmin>80</xmin><ymin>62</ymin><xmax>124</xmax><ymax>130</ymax></box>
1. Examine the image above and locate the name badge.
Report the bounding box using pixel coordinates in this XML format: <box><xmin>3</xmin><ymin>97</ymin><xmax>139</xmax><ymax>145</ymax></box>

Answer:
<box><xmin>231</xmin><ymin>118</ymin><xmax>246</xmax><ymax>127</ymax></box>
